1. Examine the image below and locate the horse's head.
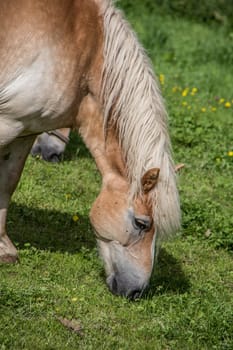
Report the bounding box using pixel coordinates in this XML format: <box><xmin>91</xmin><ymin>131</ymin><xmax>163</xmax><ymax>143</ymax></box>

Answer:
<box><xmin>31</xmin><ymin>130</ymin><xmax>69</xmax><ymax>162</ymax></box>
<box><xmin>90</xmin><ymin>168</ymin><xmax>160</xmax><ymax>299</ymax></box>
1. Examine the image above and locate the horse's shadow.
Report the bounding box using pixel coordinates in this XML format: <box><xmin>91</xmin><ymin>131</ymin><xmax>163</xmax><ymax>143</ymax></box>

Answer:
<box><xmin>8</xmin><ymin>202</ymin><xmax>96</xmax><ymax>253</ymax></box>
<box><xmin>145</xmin><ymin>248</ymin><xmax>190</xmax><ymax>297</ymax></box>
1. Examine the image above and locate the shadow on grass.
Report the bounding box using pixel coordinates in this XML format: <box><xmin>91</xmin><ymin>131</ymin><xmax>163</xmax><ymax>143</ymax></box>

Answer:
<box><xmin>144</xmin><ymin>248</ymin><xmax>190</xmax><ymax>298</ymax></box>
<box><xmin>8</xmin><ymin>203</ymin><xmax>96</xmax><ymax>254</ymax></box>
<box><xmin>63</xmin><ymin>132</ymin><xmax>92</xmax><ymax>161</ymax></box>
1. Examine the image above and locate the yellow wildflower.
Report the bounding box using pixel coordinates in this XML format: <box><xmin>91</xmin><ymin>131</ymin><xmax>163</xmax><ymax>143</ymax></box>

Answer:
<box><xmin>219</xmin><ymin>98</ymin><xmax>225</xmax><ymax>104</ymax></box>
<box><xmin>211</xmin><ymin>107</ymin><xmax>217</xmax><ymax>112</ymax></box>
<box><xmin>228</xmin><ymin>151</ymin><xmax>233</xmax><ymax>157</ymax></box>
<box><xmin>225</xmin><ymin>102</ymin><xmax>231</xmax><ymax>108</ymax></box>
<box><xmin>159</xmin><ymin>74</ymin><xmax>165</xmax><ymax>85</ymax></box>
<box><xmin>182</xmin><ymin>101</ymin><xmax>188</xmax><ymax>106</ymax></box>
<box><xmin>201</xmin><ymin>108</ymin><xmax>206</xmax><ymax>112</ymax></box>
<box><xmin>182</xmin><ymin>88</ymin><xmax>189</xmax><ymax>97</ymax></box>
<box><xmin>191</xmin><ymin>87</ymin><xmax>198</xmax><ymax>96</ymax></box>
<box><xmin>72</xmin><ymin>215</ymin><xmax>79</xmax><ymax>222</ymax></box>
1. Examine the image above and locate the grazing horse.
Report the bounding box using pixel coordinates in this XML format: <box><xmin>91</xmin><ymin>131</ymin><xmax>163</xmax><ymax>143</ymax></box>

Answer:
<box><xmin>0</xmin><ymin>0</ymin><xmax>180</xmax><ymax>298</ymax></box>
<box><xmin>31</xmin><ymin>128</ymin><xmax>71</xmax><ymax>162</ymax></box>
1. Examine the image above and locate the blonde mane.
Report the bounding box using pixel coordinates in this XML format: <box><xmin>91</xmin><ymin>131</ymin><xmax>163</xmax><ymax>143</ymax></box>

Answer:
<box><xmin>99</xmin><ymin>0</ymin><xmax>181</xmax><ymax>238</ymax></box>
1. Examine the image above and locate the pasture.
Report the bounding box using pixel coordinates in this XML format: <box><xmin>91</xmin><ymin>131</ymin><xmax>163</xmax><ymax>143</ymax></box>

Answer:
<box><xmin>1</xmin><ymin>1</ymin><xmax>233</xmax><ymax>349</ymax></box>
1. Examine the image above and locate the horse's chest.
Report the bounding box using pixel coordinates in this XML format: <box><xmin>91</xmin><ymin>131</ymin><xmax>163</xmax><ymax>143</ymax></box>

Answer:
<box><xmin>0</xmin><ymin>50</ymin><xmax>78</xmax><ymax>122</ymax></box>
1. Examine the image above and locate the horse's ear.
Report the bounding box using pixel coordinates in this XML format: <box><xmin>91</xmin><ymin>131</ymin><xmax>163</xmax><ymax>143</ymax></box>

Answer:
<box><xmin>175</xmin><ymin>163</ymin><xmax>185</xmax><ymax>172</ymax></box>
<box><xmin>141</xmin><ymin>168</ymin><xmax>160</xmax><ymax>194</ymax></box>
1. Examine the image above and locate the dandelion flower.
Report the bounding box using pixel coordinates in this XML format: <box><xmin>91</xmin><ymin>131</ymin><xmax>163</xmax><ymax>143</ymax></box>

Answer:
<box><xmin>72</xmin><ymin>215</ymin><xmax>79</xmax><ymax>222</ymax></box>
<box><xmin>159</xmin><ymin>74</ymin><xmax>165</xmax><ymax>85</ymax></box>
<box><xmin>228</xmin><ymin>151</ymin><xmax>233</xmax><ymax>157</ymax></box>
<box><xmin>182</xmin><ymin>88</ymin><xmax>189</xmax><ymax>97</ymax></box>
<box><xmin>211</xmin><ymin>107</ymin><xmax>217</xmax><ymax>112</ymax></box>
<box><xmin>191</xmin><ymin>87</ymin><xmax>198</xmax><ymax>96</ymax></box>
<box><xmin>201</xmin><ymin>107</ymin><xmax>206</xmax><ymax>112</ymax></box>
<box><xmin>219</xmin><ymin>98</ymin><xmax>225</xmax><ymax>104</ymax></box>
<box><xmin>225</xmin><ymin>102</ymin><xmax>231</xmax><ymax>108</ymax></box>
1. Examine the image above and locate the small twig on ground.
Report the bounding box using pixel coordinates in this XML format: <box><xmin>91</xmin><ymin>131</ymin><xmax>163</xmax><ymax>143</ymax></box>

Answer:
<box><xmin>56</xmin><ymin>316</ymin><xmax>84</xmax><ymax>336</ymax></box>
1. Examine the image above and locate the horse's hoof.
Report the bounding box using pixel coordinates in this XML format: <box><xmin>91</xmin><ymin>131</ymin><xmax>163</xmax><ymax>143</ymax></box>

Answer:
<box><xmin>0</xmin><ymin>234</ymin><xmax>19</xmax><ymax>264</ymax></box>
<box><xmin>0</xmin><ymin>253</ymin><xmax>19</xmax><ymax>264</ymax></box>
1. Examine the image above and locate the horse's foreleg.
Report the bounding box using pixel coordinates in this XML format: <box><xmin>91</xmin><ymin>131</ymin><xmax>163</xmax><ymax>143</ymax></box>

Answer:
<box><xmin>0</xmin><ymin>136</ymin><xmax>36</xmax><ymax>263</ymax></box>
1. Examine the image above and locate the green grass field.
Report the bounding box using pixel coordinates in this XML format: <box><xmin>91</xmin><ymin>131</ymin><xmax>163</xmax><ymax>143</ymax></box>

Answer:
<box><xmin>1</xmin><ymin>1</ymin><xmax>233</xmax><ymax>349</ymax></box>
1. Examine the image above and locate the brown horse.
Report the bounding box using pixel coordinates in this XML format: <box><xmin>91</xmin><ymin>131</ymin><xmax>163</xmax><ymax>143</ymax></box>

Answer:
<box><xmin>0</xmin><ymin>0</ymin><xmax>180</xmax><ymax>298</ymax></box>
<box><xmin>31</xmin><ymin>128</ymin><xmax>71</xmax><ymax>162</ymax></box>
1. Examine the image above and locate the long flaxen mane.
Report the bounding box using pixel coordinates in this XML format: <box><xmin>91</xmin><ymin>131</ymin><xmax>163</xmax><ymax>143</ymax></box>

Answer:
<box><xmin>99</xmin><ymin>0</ymin><xmax>181</xmax><ymax>238</ymax></box>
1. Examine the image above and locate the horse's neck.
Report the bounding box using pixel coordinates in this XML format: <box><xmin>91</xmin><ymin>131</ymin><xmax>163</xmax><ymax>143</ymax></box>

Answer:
<box><xmin>76</xmin><ymin>94</ymin><xmax>126</xmax><ymax>182</ymax></box>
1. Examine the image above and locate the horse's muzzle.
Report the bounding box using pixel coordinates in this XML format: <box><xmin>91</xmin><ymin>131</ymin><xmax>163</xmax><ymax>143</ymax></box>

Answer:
<box><xmin>107</xmin><ymin>273</ymin><xmax>146</xmax><ymax>300</ymax></box>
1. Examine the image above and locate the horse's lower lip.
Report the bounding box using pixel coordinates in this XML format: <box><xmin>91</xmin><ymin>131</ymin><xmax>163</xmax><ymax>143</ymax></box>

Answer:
<box><xmin>107</xmin><ymin>274</ymin><xmax>144</xmax><ymax>299</ymax></box>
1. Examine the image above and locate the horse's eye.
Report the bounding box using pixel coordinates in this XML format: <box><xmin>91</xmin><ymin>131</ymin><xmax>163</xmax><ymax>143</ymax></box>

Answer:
<box><xmin>134</xmin><ymin>217</ymin><xmax>151</xmax><ymax>231</ymax></box>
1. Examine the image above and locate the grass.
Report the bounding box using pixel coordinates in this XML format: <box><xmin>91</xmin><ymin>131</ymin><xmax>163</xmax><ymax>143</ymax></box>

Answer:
<box><xmin>1</xmin><ymin>1</ymin><xmax>233</xmax><ymax>349</ymax></box>
<box><xmin>1</xmin><ymin>241</ymin><xmax>232</xmax><ymax>349</ymax></box>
